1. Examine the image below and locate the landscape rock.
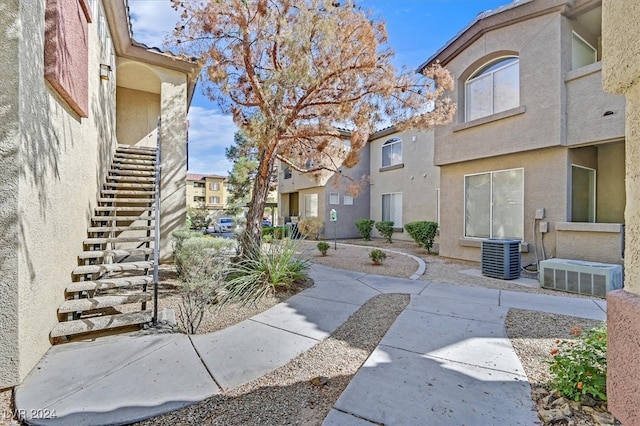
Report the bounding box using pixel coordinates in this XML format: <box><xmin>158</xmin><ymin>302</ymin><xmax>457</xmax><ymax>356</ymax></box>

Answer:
<box><xmin>591</xmin><ymin>412</ymin><xmax>616</xmax><ymax>425</ymax></box>
<box><xmin>539</xmin><ymin>407</ymin><xmax>568</xmax><ymax>423</ymax></box>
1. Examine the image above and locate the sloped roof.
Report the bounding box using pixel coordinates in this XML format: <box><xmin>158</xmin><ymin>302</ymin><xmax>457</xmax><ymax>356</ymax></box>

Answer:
<box><xmin>186</xmin><ymin>173</ymin><xmax>227</xmax><ymax>181</ymax></box>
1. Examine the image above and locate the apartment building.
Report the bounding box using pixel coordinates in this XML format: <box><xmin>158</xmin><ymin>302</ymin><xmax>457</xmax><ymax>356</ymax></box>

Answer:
<box><xmin>186</xmin><ymin>173</ymin><xmax>229</xmax><ymax>211</ymax></box>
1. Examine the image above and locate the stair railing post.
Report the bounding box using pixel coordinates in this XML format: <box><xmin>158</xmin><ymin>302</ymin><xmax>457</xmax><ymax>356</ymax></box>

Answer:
<box><xmin>153</xmin><ymin>118</ymin><xmax>161</xmax><ymax>324</ymax></box>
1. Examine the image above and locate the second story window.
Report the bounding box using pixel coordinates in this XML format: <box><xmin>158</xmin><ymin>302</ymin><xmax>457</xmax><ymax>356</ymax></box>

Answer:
<box><xmin>572</xmin><ymin>32</ymin><xmax>597</xmax><ymax>70</ymax></box>
<box><xmin>283</xmin><ymin>166</ymin><xmax>292</xmax><ymax>179</ymax></box>
<box><xmin>210</xmin><ymin>182</ymin><xmax>220</xmax><ymax>191</ymax></box>
<box><xmin>382</xmin><ymin>137</ymin><xmax>402</xmax><ymax>168</ymax></box>
<box><xmin>465</xmin><ymin>56</ymin><xmax>519</xmax><ymax>122</ymax></box>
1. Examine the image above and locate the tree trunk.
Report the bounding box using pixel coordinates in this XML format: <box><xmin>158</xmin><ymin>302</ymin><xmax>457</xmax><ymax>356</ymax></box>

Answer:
<box><xmin>240</xmin><ymin>148</ymin><xmax>275</xmax><ymax>256</ymax></box>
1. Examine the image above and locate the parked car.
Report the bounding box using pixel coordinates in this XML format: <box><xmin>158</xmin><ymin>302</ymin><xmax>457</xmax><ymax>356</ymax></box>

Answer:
<box><xmin>262</xmin><ymin>219</ymin><xmax>272</xmax><ymax>227</ymax></box>
<box><xmin>214</xmin><ymin>217</ymin><xmax>237</xmax><ymax>233</ymax></box>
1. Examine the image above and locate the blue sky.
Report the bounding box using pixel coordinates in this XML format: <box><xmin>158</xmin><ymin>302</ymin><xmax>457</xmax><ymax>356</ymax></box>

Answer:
<box><xmin>128</xmin><ymin>0</ymin><xmax>512</xmax><ymax>175</ymax></box>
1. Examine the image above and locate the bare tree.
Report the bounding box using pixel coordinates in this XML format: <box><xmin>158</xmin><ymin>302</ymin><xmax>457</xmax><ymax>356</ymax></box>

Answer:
<box><xmin>171</xmin><ymin>0</ymin><xmax>455</xmax><ymax>254</ymax></box>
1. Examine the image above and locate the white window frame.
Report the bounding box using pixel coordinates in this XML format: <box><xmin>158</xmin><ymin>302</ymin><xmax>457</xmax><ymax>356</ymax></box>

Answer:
<box><xmin>210</xmin><ymin>196</ymin><xmax>220</xmax><ymax>204</ymax></box>
<box><xmin>381</xmin><ymin>192</ymin><xmax>402</xmax><ymax>227</ymax></box>
<box><xmin>463</xmin><ymin>168</ymin><xmax>524</xmax><ymax>240</ymax></box>
<box><xmin>571</xmin><ymin>164</ymin><xmax>596</xmax><ymax>223</ymax></box>
<box><xmin>382</xmin><ymin>137</ymin><xmax>403</xmax><ymax>168</ymax></box>
<box><xmin>329</xmin><ymin>192</ymin><xmax>340</xmax><ymax>205</ymax></box>
<box><xmin>344</xmin><ymin>194</ymin><xmax>354</xmax><ymax>205</ymax></box>
<box><xmin>210</xmin><ymin>182</ymin><xmax>220</xmax><ymax>191</ymax></box>
<box><xmin>465</xmin><ymin>56</ymin><xmax>519</xmax><ymax>122</ymax></box>
<box><xmin>572</xmin><ymin>32</ymin><xmax>597</xmax><ymax>70</ymax></box>
<box><xmin>304</xmin><ymin>193</ymin><xmax>318</xmax><ymax>217</ymax></box>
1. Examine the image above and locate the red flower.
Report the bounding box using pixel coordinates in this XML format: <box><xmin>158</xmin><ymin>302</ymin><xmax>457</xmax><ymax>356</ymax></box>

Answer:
<box><xmin>550</xmin><ymin>349</ymin><xmax>559</xmax><ymax>356</ymax></box>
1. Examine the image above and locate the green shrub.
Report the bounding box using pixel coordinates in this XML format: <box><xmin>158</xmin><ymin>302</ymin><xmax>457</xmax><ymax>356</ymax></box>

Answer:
<box><xmin>405</xmin><ymin>221</ymin><xmax>439</xmax><ymax>254</ymax></box>
<box><xmin>262</xmin><ymin>226</ymin><xmax>275</xmax><ymax>237</ymax></box>
<box><xmin>375</xmin><ymin>221</ymin><xmax>394</xmax><ymax>243</ymax></box>
<box><xmin>355</xmin><ymin>219</ymin><xmax>375</xmax><ymax>241</ymax></box>
<box><xmin>298</xmin><ymin>216</ymin><xmax>324</xmax><ymax>240</ymax></box>
<box><xmin>548</xmin><ymin>326</ymin><xmax>608</xmax><ymax>402</ymax></box>
<box><xmin>273</xmin><ymin>226</ymin><xmax>287</xmax><ymax>239</ymax></box>
<box><xmin>186</xmin><ymin>206</ymin><xmax>212</xmax><ymax>230</ymax></box>
<box><xmin>220</xmin><ymin>238</ymin><xmax>309</xmax><ymax>306</ymax></box>
<box><xmin>369</xmin><ymin>249</ymin><xmax>387</xmax><ymax>265</ymax></box>
<box><xmin>172</xmin><ymin>236</ymin><xmax>235</xmax><ymax>334</ymax></box>
<box><xmin>317</xmin><ymin>241</ymin><xmax>330</xmax><ymax>255</ymax></box>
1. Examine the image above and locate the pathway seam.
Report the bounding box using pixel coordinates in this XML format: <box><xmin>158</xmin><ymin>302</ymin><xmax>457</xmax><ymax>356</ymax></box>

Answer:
<box><xmin>247</xmin><ymin>318</ymin><xmax>322</xmax><ymax>341</ymax></box>
<box><xmin>187</xmin><ymin>335</ymin><xmax>225</xmax><ymax>393</ymax></box>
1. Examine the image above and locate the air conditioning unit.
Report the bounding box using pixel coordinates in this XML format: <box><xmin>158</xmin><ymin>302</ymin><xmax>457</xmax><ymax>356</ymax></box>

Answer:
<box><xmin>481</xmin><ymin>239</ymin><xmax>521</xmax><ymax>280</ymax></box>
<box><xmin>539</xmin><ymin>258</ymin><xmax>623</xmax><ymax>297</ymax></box>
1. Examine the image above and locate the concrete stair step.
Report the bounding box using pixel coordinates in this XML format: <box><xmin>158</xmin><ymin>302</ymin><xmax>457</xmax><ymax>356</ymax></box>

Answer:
<box><xmin>101</xmin><ymin>189</ymin><xmax>155</xmax><ymax>197</ymax></box>
<box><xmin>108</xmin><ymin>169</ymin><xmax>155</xmax><ymax>177</ymax></box>
<box><xmin>94</xmin><ymin>206</ymin><xmax>154</xmax><ymax>212</ymax></box>
<box><xmin>97</xmin><ymin>198</ymin><xmax>155</xmax><ymax>204</ymax></box>
<box><xmin>107</xmin><ymin>175</ymin><xmax>155</xmax><ymax>183</ymax></box>
<box><xmin>104</xmin><ymin>182</ymin><xmax>155</xmax><ymax>189</ymax></box>
<box><xmin>116</xmin><ymin>146</ymin><xmax>156</xmax><ymax>156</ymax></box>
<box><xmin>91</xmin><ymin>215</ymin><xmax>155</xmax><ymax>222</ymax></box>
<box><xmin>50</xmin><ymin>311</ymin><xmax>153</xmax><ymax>338</ymax></box>
<box><xmin>66</xmin><ymin>276</ymin><xmax>153</xmax><ymax>293</ymax></box>
<box><xmin>58</xmin><ymin>293</ymin><xmax>152</xmax><ymax>314</ymax></box>
<box><xmin>72</xmin><ymin>261</ymin><xmax>153</xmax><ymax>276</ymax></box>
<box><xmin>84</xmin><ymin>236</ymin><xmax>154</xmax><ymax>245</ymax></box>
<box><xmin>114</xmin><ymin>152</ymin><xmax>156</xmax><ymax>161</ymax></box>
<box><xmin>112</xmin><ymin>158</ymin><xmax>155</xmax><ymax>166</ymax></box>
<box><xmin>87</xmin><ymin>225</ymin><xmax>155</xmax><ymax>233</ymax></box>
<box><xmin>109</xmin><ymin>163</ymin><xmax>155</xmax><ymax>171</ymax></box>
<box><xmin>79</xmin><ymin>248</ymin><xmax>155</xmax><ymax>259</ymax></box>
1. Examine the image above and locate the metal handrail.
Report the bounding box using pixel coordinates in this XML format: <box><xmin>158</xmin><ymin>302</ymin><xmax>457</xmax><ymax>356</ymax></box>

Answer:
<box><xmin>152</xmin><ymin>118</ymin><xmax>161</xmax><ymax>324</ymax></box>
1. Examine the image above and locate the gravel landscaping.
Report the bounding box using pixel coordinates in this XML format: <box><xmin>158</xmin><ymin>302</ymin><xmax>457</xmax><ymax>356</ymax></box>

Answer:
<box><xmin>0</xmin><ymin>238</ymin><xmax>619</xmax><ymax>425</ymax></box>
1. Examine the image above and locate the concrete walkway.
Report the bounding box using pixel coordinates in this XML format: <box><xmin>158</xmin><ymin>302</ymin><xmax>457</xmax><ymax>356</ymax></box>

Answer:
<box><xmin>15</xmin><ymin>264</ymin><xmax>606</xmax><ymax>425</ymax></box>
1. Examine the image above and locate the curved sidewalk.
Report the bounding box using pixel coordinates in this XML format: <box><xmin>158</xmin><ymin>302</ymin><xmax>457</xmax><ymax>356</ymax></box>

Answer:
<box><xmin>15</xmin><ymin>264</ymin><xmax>606</xmax><ymax>425</ymax></box>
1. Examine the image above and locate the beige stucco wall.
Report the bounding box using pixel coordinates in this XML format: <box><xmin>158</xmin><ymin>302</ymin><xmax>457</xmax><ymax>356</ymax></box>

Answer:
<box><xmin>116</xmin><ymin>86</ymin><xmax>161</xmax><ymax>148</ymax></box>
<box><xmin>435</xmin><ymin>13</ymin><xmax>565</xmax><ymax>166</ymax></box>
<box><xmin>369</xmin><ymin>129</ymin><xmax>439</xmax><ymax>241</ymax></box>
<box><xmin>602</xmin><ymin>1</ymin><xmax>640</xmax><ymax>423</ymax></box>
<box><xmin>596</xmin><ymin>142</ymin><xmax>625</xmax><ymax>223</ymax></box>
<box><xmin>0</xmin><ymin>0</ymin><xmax>119</xmax><ymax>388</ymax></box>
<box><xmin>438</xmin><ymin>147</ymin><xmax>568</xmax><ymax>265</ymax></box>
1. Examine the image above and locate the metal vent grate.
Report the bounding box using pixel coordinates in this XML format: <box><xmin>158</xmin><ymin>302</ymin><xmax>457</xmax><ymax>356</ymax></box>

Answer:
<box><xmin>481</xmin><ymin>239</ymin><xmax>521</xmax><ymax>280</ymax></box>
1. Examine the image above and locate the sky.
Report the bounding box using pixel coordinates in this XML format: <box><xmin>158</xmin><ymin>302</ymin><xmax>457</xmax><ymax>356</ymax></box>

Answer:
<box><xmin>128</xmin><ymin>0</ymin><xmax>513</xmax><ymax>176</ymax></box>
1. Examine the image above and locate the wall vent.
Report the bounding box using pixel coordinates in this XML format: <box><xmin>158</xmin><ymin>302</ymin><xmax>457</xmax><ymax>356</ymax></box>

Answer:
<box><xmin>539</xmin><ymin>258</ymin><xmax>623</xmax><ymax>297</ymax></box>
<box><xmin>481</xmin><ymin>239</ymin><xmax>521</xmax><ymax>280</ymax></box>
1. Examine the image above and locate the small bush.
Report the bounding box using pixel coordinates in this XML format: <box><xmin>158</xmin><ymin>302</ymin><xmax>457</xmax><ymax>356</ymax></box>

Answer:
<box><xmin>375</xmin><ymin>221</ymin><xmax>394</xmax><ymax>243</ymax></box>
<box><xmin>317</xmin><ymin>241</ymin><xmax>330</xmax><ymax>255</ymax></box>
<box><xmin>369</xmin><ymin>249</ymin><xmax>387</xmax><ymax>265</ymax></box>
<box><xmin>173</xmin><ymin>236</ymin><xmax>235</xmax><ymax>334</ymax></box>
<box><xmin>355</xmin><ymin>219</ymin><xmax>375</xmax><ymax>241</ymax></box>
<box><xmin>220</xmin><ymin>238</ymin><xmax>309</xmax><ymax>306</ymax></box>
<box><xmin>298</xmin><ymin>216</ymin><xmax>324</xmax><ymax>240</ymax></box>
<box><xmin>262</xmin><ymin>226</ymin><xmax>275</xmax><ymax>237</ymax></box>
<box><xmin>187</xmin><ymin>206</ymin><xmax>212</xmax><ymax>230</ymax></box>
<box><xmin>548</xmin><ymin>326</ymin><xmax>607</xmax><ymax>402</ymax></box>
<box><xmin>273</xmin><ymin>226</ymin><xmax>288</xmax><ymax>239</ymax></box>
<box><xmin>405</xmin><ymin>221</ymin><xmax>439</xmax><ymax>254</ymax></box>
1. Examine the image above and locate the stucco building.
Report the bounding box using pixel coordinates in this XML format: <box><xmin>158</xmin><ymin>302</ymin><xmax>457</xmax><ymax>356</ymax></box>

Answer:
<box><xmin>419</xmin><ymin>0</ymin><xmax>625</xmax><ymax>267</ymax></box>
<box><xmin>601</xmin><ymin>0</ymin><xmax>640</xmax><ymax>423</ymax></box>
<box><xmin>368</xmin><ymin>127</ymin><xmax>440</xmax><ymax>242</ymax></box>
<box><xmin>0</xmin><ymin>0</ymin><xmax>197</xmax><ymax>389</ymax></box>
<box><xmin>186</xmin><ymin>173</ymin><xmax>229</xmax><ymax>211</ymax></box>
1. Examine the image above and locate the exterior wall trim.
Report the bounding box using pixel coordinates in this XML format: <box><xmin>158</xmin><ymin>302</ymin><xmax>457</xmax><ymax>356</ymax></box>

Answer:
<box><xmin>453</xmin><ymin>105</ymin><xmax>526</xmax><ymax>132</ymax></box>
<box><xmin>565</xmin><ymin>61</ymin><xmax>602</xmax><ymax>82</ymax></box>
<box><xmin>556</xmin><ymin>222</ymin><xmax>624</xmax><ymax>233</ymax></box>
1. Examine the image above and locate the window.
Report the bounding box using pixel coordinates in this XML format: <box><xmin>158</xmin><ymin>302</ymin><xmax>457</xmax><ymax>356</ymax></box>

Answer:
<box><xmin>329</xmin><ymin>193</ymin><xmax>340</xmax><ymax>205</ymax></box>
<box><xmin>194</xmin><ymin>196</ymin><xmax>205</xmax><ymax>203</ymax></box>
<box><xmin>283</xmin><ymin>166</ymin><xmax>292</xmax><ymax>179</ymax></box>
<box><xmin>210</xmin><ymin>182</ymin><xmax>220</xmax><ymax>191</ymax></box>
<box><xmin>210</xmin><ymin>196</ymin><xmax>220</xmax><ymax>204</ymax></box>
<box><xmin>304</xmin><ymin>194</ymin><xmax>318</xmax><ymax>217</ymax></box>
<box><xmin>382</xmin><ymin>193</ymin><xmax>402</xmax><ymax>227</ymax></box>
<box><xmin>382</xmin><ymin>138</ymin><xmax>402</xmax><ymax>168</ymax></box>
<box><xmin>193</xmin><ymin>182</ymin><xmax>205</xmax><ymax>188</ymax></box>
<box><xmin>464</xmin><ymin>169</ymin><xmax>523</xmax><ymax>240</ymax></box>
<box><xmin>571</xmin><ymin>165</ymin><xmax>596</xmax><ymax>222</ymax></box>
<box><xmin>572</xmin><ymin>32</ymin><xmax>597</xmax><ymax>70</ymax></box>
<box><xmin>465</xmin><ymin>57</ymin><xmax>519</xmax><ymax>122</ymax></box>
<box><xmin>344</xmin><ymin>194</ymin><xmax>354</xmax><ymax>205</ymax></box>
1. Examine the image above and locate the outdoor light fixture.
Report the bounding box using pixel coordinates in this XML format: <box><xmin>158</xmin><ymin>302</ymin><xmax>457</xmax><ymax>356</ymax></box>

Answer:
<box><xmin>99</xmin><ymin>64</ymin><xmax>111</xmax><ymax>80</ymax></box>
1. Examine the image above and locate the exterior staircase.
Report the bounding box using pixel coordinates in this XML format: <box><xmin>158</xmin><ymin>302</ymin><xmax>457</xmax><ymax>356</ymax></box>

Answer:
<box><xmin>51</xmin><ymin>145</ymin><xmax>159</xmax><ymax>340</ymax></box>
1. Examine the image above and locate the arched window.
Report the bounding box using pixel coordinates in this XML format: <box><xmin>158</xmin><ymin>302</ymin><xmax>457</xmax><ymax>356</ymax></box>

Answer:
<box><xmin>465</xmin><ymin>57</ymin><xmax>519</xmax><ymax>122</ymax></box>
<box><xmin>382</xmin><ymin>137</ymin><xmax>402</xmax><ymax>168</ymax></box>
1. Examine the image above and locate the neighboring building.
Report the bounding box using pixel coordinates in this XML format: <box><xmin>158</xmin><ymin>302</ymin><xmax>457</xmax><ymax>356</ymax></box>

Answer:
<box><xmin>369</xmin><ymin>127</ymin><xmax>440</xmax><ymax>242</ymax></box>
<box><xmin>0</xmin><ymin>0</ymin><xmax>197</xmax><ymax>389</ymax></box>
<box><xmin>278</xmin><ymin>142</ymin><xmax>370</xmax><ymax>239</ymax></box>
<box><xmin>186</xmin><ymin>173</ymin><xmax>229</xmax><ymax>211</ymax></box>
<box><xmin>418</xmin><ymin>0</ymin><xmax>625</xmax><ymax>266</ymax></box>
<box><xmin>601</xmin><ymin>1</ymin><xmax>640</xmax><ymax>423</ymax></box>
